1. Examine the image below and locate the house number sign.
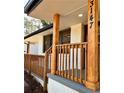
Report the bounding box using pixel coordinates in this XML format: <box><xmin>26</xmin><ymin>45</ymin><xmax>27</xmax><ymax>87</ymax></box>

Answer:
<box><xmin>89</xmin><ymin>0</ymin><xmax>94</xmax><ymax>29</ymax></box>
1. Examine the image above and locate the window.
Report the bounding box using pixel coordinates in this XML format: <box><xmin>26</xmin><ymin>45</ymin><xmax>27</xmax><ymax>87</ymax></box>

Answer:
<box><xmin>43</xmin><ymin>28</ymin><xmax>71</xmax><ymax>52</ymax></box>
<box><xmin>43</xmin><ymin>34</ymin><xmax>52</xmax><ymax>52</ymax></box>
<box><xmin>59</xmin><ymin>28</ymin><xmax>71</xmax><ymax>44</ymax></box>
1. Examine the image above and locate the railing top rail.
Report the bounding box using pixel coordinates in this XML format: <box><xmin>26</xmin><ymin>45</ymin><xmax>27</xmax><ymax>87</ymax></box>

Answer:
<box><xmin>45</xmin><ymin>46</ymin><xmax>52</xmax><ymax>53</ymax></box>
<box><xmin>24</xmin><ymin>54</ymin><xmax>45</xmax><ymax>57</ymax></box>
<box><xmin>56</xmin><ymin>42</ymin><xmax>88</xmax><ymax>46</ymax></box>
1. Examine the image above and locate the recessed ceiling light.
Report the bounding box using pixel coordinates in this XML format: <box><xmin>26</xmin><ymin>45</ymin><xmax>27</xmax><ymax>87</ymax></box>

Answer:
<box><xmin>78</xmin><ymin>14</ymin><xmax>83</xmax><ymax>17</ymax></box>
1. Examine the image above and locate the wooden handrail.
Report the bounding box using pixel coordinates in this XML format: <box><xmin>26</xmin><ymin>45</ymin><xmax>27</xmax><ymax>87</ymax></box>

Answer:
<box><xmin>24</xmin><ymin>54</ymin><xmax>45</xmax><ymax>57</ymax></box>
<box><xmin>45</xmin><ymin>46</ymin><xmax>52</xmax><ymax>53</ymax></box>
<box><xmin>56</xmin><ymin>42</ymin><xmax>87</xmax><ymax>46</ymax></box>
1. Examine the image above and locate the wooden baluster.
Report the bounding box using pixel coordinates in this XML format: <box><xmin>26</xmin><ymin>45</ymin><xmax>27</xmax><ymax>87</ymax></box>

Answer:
<box><xmin>25</xmin><ymin>55</ymin><xmax>26</xmax><ymax>69</ymax></box>
<box><xmin>34</xmin><ymin>61</ymin><xmax>36</xmax><ymax>73</ymax></box>
<box><xmin>36</xmin><ymin>56</ymin><xmax>38</xmax><ymax>75</ymax></box>
<box><xmin>76</xmin><ymin>45</ymin><xmax>78</xmax><ymax>81</ymax></box>
<box><xmin>34</xmin><ymin>58</ymin><xmax>36</xmax><ymax>73</ymax></box>
<box><xmin>24</xmin><ymin>55</ymin><xmax>25</xmax><ymax>69</ymax></box>
<box><xmin>50</xmin><ymin>50</ymin><xmax>51</xmax><ymax>72</ymax></box>
<box><xmin>44</xmin><ymin>53</ymin><xmax>48</xmax><ymax>92</ymax></box>
<box><xmin>40</xmin><ymin>61</ymin><xmax>42</xmax><ymax>76</ymax></box>
<box><xmin>27</xmin><ymin>56</ymin><xmax>32</xmax><ymax>72</ymax></box>
<box><xmin>38</xmin><ymin>61</ymin><xmax>39</xmax><ymax>76</ymax></box>
<box><xmin>45</xmin><ymin>52</ymin><xmax>50</xmax><ymax>73</ymax></box>
<box><xmin>25</xmin><ymin>55</ymin><xmax>27</xmax><ymax>69</ymax></box>
<box><xmin>35</xmin><ymin>56</ymin><xmax>38</xmax><ymax>74</ymax></box>
<box><xmin>26</xmin><ymin>55</ymin><xmax>27</xmax><ymax>70</ymax></box>
<box><xmin>34</xmin><ymin>57</ymin><xmax>36</xmax><ymax>74</ymax></box>
<box><xmin>80</xmin><ymin>44</ymin><xmax>83</xmax><ymax>83</ymax></box>
<box><xmin>40</xmin><ymin>57</ymin><xmax>41</xmax><ymax>76</ymax></box>
<box><xmin>42</xmin><ymin>58</ymin><xmax>43</xmax><ymax>77</ymax></box>
<box><xmin>27</xmin><ymin>55</ymin><xmax>29</xmax><ymax>70</ymax></box>
<box><xmin>31</xmin><ymin>57</ymin><xmax>34</xmax><ymax>72</ymax></box>
<box><xmin>32</xmin><ymin>56</ymin><xmax>33</xmax><ymax>73</ymax></box>
<box><xmin>24</xmin><ymin>55</ymin><xmax>26</xmax><ymax>69</ymax></box>
<box><xmin>65</xmin><ymin>45</ymin><xmax>67</xmax><ymax>78</ymax></box>
<box><xmin>33</xmin><ymin>58</ymin><xmax>35</xmax><ymax>73</ymax></box>
<box><xmin>27</xmin><ymin>55</ymin><xmax>29</xmax><ymax>71</ymax></box>
<box><xmin>37</xmin><ymin>57</ymin><xmax>38</xmax><ymax>75</ymax></box>
<box><xmin>27</xmin><ymin>55</ymin><xmax>28</xmax><ymax>70</ymax></box>
<box><xmin>59</xmin><ymin>46</ymin><xmax>62</xmax><ymax>75</ymax></box>
<box><xmin>56</xmin><ymin>46</ymin><xmax>59</xmax><ymax>74</ymax></box>
<box><xmin>37</xmin><ymin>57</ymin><xmax>39</xmax><ymax>76</ymax></box>
<box><xmin>40</xmin><ymin>59</ymin><xmax>42</xmax><ymax>77</ymax></box>
<box><xmin>84</xmin><ymin>44</ymin><xmax>87</xmax><ymax>81</ymax></box>
<box><xmin>37</xmin><ymin>57</ymin><xmax>38</xmax><ymax>74</ymax></box>
<box><xmin>62</xmin><ymin>46</ymin><xmax>64</xmax><ymax>77</ymax></box>
<box><xmin>33</xmin><ymin>57</ymin><xmax>34</xmax><ymax>73</ymax></box>
<box><xmin>42</xmin><ymin>59</ymin><xmax>43</xmax><ymax>76</ymax></box>
<box><xmin>36</xmin><ymin>57</ymin><xmax>37</xmax><ymax>75</ymax></box>
<box><xmin>34</xmin><ymin>57</ymin><xmax>35</xmax><ymax>73</ymax></box>
<box><xmin>29</xmin><ymin>55</ymin><xmax>31</xmax><ymax>74</ymax></box>
<box><xmin>72</xmin><ymin>45</ymin><xmax>74</xmax><ymax>80</ymax></box>
<box><xmin>68</xmin><ymin>45</ymin><xmax>70</xmax><ymax>79</ymax></box>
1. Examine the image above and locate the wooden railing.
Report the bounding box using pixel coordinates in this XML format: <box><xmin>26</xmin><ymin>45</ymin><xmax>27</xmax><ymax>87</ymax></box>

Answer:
<box><xmin>24</xmin><ymin>54</ymin><xmax>30</xmax><ymax>71</ymax></box>
<box><xmin>24</xmin><ymin>46</ymin><xmax>52</xmax><ymax>92</ymax></box>
<box><xmin>43</xmin><ymin>46</ymin><xmax>52</xmax><ymax>91</ymax></box>
<box><xmin>56</xmin><ymin>42</ymin><xmax>87</xmax><ymax>84</ymax></box>
<box><xmin>24</xmin><ymin>54</ymin><xmax>45</xmax><ymax>79</ymax></box>
<box><xmin>45</xmin><ymin>46</ymin><xmax>52</xmax><ymax>73</ymax></box>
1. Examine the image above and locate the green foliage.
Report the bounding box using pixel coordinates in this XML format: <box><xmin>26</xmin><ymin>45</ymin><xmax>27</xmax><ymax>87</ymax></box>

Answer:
<box><xmin>24</xmin><ymin>16</ymin><xmax>51</xmax><ymax>36</ymax></box>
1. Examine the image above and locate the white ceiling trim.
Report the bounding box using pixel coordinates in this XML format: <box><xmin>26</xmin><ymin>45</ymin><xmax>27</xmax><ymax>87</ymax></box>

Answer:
<box><xmin>63</xmin><ymin>3</ymin><xmax>88</xmax><ymax>17</ymax></box>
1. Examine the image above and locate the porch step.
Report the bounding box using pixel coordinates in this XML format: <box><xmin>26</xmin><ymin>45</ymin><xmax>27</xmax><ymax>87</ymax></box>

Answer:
<box><xmin>48</xmin><ymin>73</ymin><xmax>100</xmax><ymax>93</ymax></box>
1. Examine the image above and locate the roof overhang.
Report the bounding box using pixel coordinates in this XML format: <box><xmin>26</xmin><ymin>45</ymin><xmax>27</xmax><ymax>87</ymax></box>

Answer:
<box><xmin>25</xmin><ymin>0</ymin><xmax>100</xmax><ymax>31</ymax></box>
<box><xmin>24</xmin><ymin>0</ymin><xmax>43</xmax><ymax>14</ymax></box>
<box><xmin>24</xmin><ymin>24</ymin><xmax>53</xmax><ymax>39</ymax></box>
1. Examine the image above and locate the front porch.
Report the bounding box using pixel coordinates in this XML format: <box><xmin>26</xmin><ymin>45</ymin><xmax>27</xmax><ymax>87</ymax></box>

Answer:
<box><xmin>24</xmin><ymin>0</ymin><xmax>100</xmax><ymax>93</ymax></box>
<box><xmin>24</xmin><ymin>41</ymin><xmax>99</xmax><ymax>92</ymax></box>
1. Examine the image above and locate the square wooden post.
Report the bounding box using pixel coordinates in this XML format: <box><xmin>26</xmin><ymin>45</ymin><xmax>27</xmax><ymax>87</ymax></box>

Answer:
<box><xmin>27</xmin><ymin>41</ymin><xmax>30</xmax><ymax>54</ymax></box>
<box><xmin>85</xmin><ymin>0</ymin><xmax>99</xmax><ymax>91</ymax></box>
<box><xmin>51</xmin><ymin>14</ymin><xmax>60</xmax><ymax>74</ymax></box>
<box><xmin>27</xmin><ymin>41</ymin><xmax>31</xmax><ymax>74</ymax></box>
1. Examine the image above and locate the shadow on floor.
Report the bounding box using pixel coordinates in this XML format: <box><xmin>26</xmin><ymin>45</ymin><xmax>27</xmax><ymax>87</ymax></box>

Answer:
<box><xmin>24</xmin><ymin>71</ymin><xmax>47</xmax><ymax>93</ymax></box>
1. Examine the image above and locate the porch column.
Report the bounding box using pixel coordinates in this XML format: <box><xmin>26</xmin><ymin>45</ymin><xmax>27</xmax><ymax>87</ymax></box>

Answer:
<box><xmin>27</xmin><ymin>41</ymin><xmax>30</xmax><ymax>54</ymax></box>
<box><xmin>51</xmin><ymin>14</ymin><xmax>60</xmax><ymax>74</ymax></box>
<box><xmin>85</xmin><ymin>0</ymin><xmax>99</xmax><ymax>91</ymax></box>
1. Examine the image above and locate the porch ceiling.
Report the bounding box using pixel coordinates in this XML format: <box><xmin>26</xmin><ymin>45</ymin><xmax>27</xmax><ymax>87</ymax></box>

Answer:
<box><xmin>28</xmin><ymin>0</ymin><xmax>100</xmax><ymax>30</ymax></box>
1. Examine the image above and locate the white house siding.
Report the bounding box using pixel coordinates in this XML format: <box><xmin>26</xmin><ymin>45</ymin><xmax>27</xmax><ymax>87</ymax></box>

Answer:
<box><xmin>30</xmin><ymin>43</ymin><xmax>39</xmax><ymax>54</ymax></box>
<box><xmin>71</xmin><ymin>23</ymin><xmax>84</xmax><ymax>43</ymax></box>
<box><xmin>38</xmin><ymin>36</ymin><xmax>44</xmax><ymax>55</ymax></box>
<box><xmin>24</xmin><ymin>44</ymin><xmax>27</xmax><ymax>53</ymax></box>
